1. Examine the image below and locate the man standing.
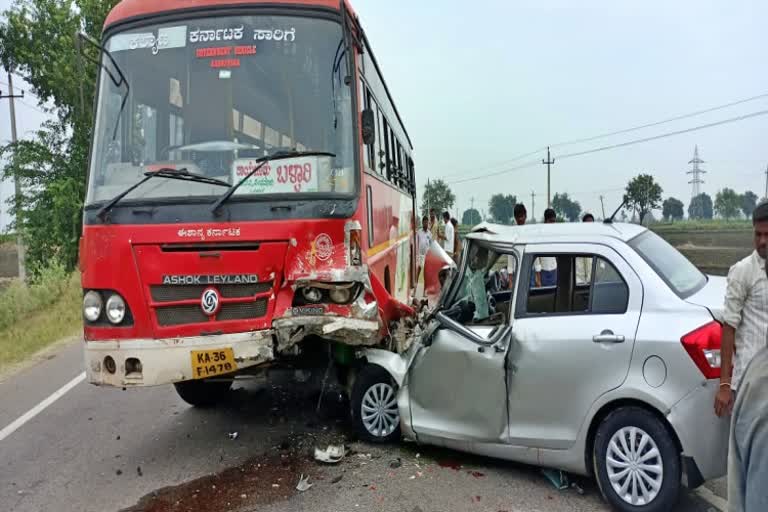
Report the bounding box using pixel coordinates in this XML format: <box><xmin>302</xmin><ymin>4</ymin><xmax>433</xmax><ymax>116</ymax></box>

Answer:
<box><xmin>728</xmin><ymin>344</ymin><xmax>768</xmax><ymax>512</ymax></box>
<box><xmin>716</xmin><ymin>202</ymin><xmax>768</xmax><ymax>417</ymax></box>
<box><xmin>533</xmin><ymin>208</ymin><xmax>558</xmax><ymax>287</ymax></box>
<box><xmin>415</xmin><ymin>215</ymin><xmax>432</xmax><ymax>285</ymax></box>
<box><xmin>442</xmin><ymin>211</ymin><xmax>455</xmax><ymax>257</ymax></box>
<box><xmin>429</xmin><ymin>208</ymin><xmax>439</xmax><ymax>244</ymax></box>
<box><xmin>582</xmin><ymin>213</ymin><xmax>595</xmax><ymax>222</ymax></box>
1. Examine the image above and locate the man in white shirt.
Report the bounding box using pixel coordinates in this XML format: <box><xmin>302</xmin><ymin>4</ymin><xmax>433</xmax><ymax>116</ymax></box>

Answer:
<box><xmin>716</xmin><ymin>202</ymin><xmax>768</xmax><ymax>417</ymax></box>
<box><xmin>442</xmin><ymin>211</ymin><xmax>454</xmax><ymax>256</ymax></box>
<box><xmin>415</xmin><ymin>215</ymin><xmax>432</xmax><ymax>285</ymax></box>
<box><xmin>533</xmin><ymin>208</ymin><xmax>558</xmax><ymax>287</ymax></box>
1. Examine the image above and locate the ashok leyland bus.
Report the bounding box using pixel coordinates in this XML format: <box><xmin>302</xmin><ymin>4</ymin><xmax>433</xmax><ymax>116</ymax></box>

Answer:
<box><xmin>80</xmin><ymin>0</ymin><xmax>416</xmax><ymax>406</ymax></box>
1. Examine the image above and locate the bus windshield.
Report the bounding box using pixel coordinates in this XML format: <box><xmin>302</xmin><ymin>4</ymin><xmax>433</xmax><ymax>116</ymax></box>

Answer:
<box><xmin>87</xmin><ymin>14</ymin><xmax>355</xmax><ymax>205</ymax></box>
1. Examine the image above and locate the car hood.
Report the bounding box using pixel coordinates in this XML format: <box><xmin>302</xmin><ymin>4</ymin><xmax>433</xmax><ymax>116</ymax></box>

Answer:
<box><xmin>685</xmin><ymin>275</ymin><xmax>726</xmax><ymax>322</ymax></box>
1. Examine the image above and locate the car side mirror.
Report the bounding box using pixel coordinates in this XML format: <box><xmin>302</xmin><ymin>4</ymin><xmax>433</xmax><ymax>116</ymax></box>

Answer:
<box><xmin>361</xmin><ymin>109</ymin><xmax>375</xmax><ymax>146</ymax></box>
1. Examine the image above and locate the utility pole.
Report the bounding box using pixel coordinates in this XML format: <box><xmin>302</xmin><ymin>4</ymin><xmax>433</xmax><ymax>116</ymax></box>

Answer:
<box><xmin>1</xmin><ymin>72</ymin><xmax>26</xmax><ymax>282</ymax></box>
<box><xmin>599</xmin><ymin>195</ymin><xmax>606</xmax><ymax>219</ymax></box>
<box><xmin>530</xmin><ymin>191</ymin><xmax>536</xmax><ymax>221</ymax></box>
<box><xmin>763</xmin><ymin>164</ymin><xmax>768</xmax><ymax>201</ymax></box>
<box><xmin>542</xmin><ymin>146</ymin><xmax>555</xmax><ymax>208</ymax></box>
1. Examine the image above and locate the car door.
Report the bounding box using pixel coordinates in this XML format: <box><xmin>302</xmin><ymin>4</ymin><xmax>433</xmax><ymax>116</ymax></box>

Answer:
<box><xmin>406</xmin><ymin>242</ymin><xmax>515</xmax><ymax>444</ymax></box>
<box><xmin>506</xmin><ymin>243</ymin><xmax>642</xmax><ymax>450</ymax></box>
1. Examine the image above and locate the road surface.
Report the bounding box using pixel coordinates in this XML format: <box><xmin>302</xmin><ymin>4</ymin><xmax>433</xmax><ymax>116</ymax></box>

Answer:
<box><xmin>0</xmin><ymin>339</ymin><xmax>728</xmax><ymax>512</ymax></box>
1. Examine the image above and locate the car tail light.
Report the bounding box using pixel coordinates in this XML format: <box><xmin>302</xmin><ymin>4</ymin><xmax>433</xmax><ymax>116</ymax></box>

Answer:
<box><xmin>681</xmin><ymin>321</ymin><xmax>722</xmax><ymax>379</ymax></box>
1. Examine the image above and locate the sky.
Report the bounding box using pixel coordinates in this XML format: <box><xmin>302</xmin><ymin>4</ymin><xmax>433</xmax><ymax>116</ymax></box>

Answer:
<box><xmin>2</xmin><ymin>0</ymin><xmax>767</xmax><ymax>225</ymax></box>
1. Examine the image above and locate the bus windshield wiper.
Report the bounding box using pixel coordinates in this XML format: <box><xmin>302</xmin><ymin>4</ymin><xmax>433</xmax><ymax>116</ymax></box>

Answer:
<box><xmin>210</xmin><ymin>150</ymin><xmax>335</xmax><ymax>214</ymax></box>
<box><xmin>96</xmin><ymin>168</ymin><xmax>230</xmax><ymax>220</ymax></box>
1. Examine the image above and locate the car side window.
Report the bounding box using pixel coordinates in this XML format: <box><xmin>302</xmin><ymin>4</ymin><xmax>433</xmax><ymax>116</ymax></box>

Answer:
<box><xmin>521</xmin><ymin>254</ymin><xmax>628</xmax><ymax>316</ymax></box>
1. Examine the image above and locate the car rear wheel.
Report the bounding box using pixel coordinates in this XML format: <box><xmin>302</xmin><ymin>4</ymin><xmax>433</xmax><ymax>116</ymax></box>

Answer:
<box><xmin>593</xmin><ymin>406</ymin><xmax>681</xmax><ymax>512</ymax></box>
<box><xmin>174</xmin><ymin>378</ymin><xmax>232</xmax><ymax>407</ymax></box>
<box><xmin>351</xmin><ymin>364</ymin><xmax>401</xmax><ymax>443</ymax></box>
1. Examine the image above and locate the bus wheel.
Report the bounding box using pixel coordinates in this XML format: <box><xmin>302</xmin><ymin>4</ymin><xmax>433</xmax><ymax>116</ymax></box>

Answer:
<box><xmin>174</xmin><ymin>378</ymin><xmax>232</xmax><ymax>407</ymax></box>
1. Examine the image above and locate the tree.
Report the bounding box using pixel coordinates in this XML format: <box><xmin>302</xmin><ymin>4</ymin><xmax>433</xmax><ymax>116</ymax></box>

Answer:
<box><xmin>461</xmin><ymin>208</ymin><xmax>481</xmax><ymax>226</ymax></box>
<box><xmin>624</xmin><ymin>174</ymin><xmax>662</xmax><ymax>225</ymax></box>
<box><xmin>715</xmin><ymin>188</ymin><xmax>741</xmax><ymax>219</ymax></box>
<box><xmin>662</xmin><ymin>197</ymin><xmax>684</xmax><ymax>222</ymax></box>
<box><xmin>688</xmin><ymin>193</ymin><xmax>713</xmax><ymax>220</ymax></box>
<box><xmin>0</xmin><ymin>0</ymin><xmax>120</xmax><ymax>276</ymax></box>
<box><xmin>740</xmin><ymin>191</ymin><xmax>758</xmax><ymax>219</ymax></box>
<box><xmin>488</xmin><ymin>194</ymin><xmax>517</xmax><ymax>225</ymax></box>
<box><xmin>420</xmin><ymin>179</ymin><xmax>455</xmax><ymax>219</ymax></box>
<box><xmin>551</xmin><ymin>193</ymin><xmax>582</xmax><ymax>222</ymax></box>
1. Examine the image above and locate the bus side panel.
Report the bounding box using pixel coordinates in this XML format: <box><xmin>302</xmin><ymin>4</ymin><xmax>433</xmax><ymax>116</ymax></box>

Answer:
<box><xmin>363</xmin><ymin>173</ymin><xmax>412</xmax><ymax>302</ymax></box>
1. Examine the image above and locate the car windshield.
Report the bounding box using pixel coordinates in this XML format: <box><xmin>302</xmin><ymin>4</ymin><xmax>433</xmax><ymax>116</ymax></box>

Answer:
<box><xmin>86</xmin><ymin>14</ymin><xmax>355</xmax><ymax>205</ymax></box>
<box><xmin>628</xmin><ymin>230</ymin><xmax>706</xmax><ymax>298</ymax></box>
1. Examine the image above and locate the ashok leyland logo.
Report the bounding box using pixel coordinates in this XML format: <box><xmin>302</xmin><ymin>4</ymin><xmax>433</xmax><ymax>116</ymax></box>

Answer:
<box><xmin>201</xmin><ymin>288</ymin><xmax>220</xmax><ymax>316</ymax></box>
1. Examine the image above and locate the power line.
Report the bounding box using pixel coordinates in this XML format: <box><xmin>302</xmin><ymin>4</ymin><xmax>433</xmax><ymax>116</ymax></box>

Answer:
<box><xmin>550</xmin><ymin>91</ymin><xmax>768</xmax><ymax>150</ymax></box>
<box><xmin>444</xmin><ymin>108</ymin><xmax>768</xmax><ymax>185</ymax></box>
<box><xmin>443</xmin><ymin>91</ymin><xmax>768</xmax><ymax>182</ymax></box>
<box><xmin>447</xmin><ymin>158</ymin><xmax>541</xmax><ymax>184</ymax></box>
<box><xmin>555</xmin><ymin>108</ymin><xmax>768</xmax><ymax>160</ymax></box>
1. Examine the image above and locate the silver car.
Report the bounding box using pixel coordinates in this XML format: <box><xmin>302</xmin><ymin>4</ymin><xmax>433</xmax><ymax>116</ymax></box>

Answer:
<box><xmin>351</xmin><ymin>222</ymin><xmax>729</xmax><ymax>512</ymax></box>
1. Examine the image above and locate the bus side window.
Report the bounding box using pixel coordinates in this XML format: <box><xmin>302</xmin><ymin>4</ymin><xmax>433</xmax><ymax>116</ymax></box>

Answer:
<box><xmin>376</xmin><ymin>105</ymin><xmax>386</xmax><ymax>176</ymax></box>
<box><xmin>365</xmin><ymin>89</ymin><xmax>375</xmax><ymax>171</ymax></box>
<box><xmin>383</xmin><ymin>120</ymin><xmax>392</xmax><ymax>181</ymax></box>
<box><xmin>367</xmin><ymin>185</ymin><xmax>374</xmax><ymax>248</ymax></box>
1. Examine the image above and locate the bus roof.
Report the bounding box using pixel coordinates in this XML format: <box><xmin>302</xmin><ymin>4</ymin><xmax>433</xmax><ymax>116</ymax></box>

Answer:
<box><xmin>104</xmin><ymin>0</ymin><xmax>353</xmax><ymax>32</ymax></box>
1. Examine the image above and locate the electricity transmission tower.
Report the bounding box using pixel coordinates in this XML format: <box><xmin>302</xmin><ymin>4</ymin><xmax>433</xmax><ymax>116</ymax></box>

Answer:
<box><xmin>687</xmin><ymin>145</ymin><xmax>706</xmax><ymax>200</ymax></box>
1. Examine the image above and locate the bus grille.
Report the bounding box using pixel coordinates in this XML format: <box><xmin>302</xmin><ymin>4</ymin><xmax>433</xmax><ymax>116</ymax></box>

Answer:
<box><xmin>155</xmin><ymin>298</ymin><xmax>270</xmax><ymax>326</ymax></box>
<box><xmin>150</xmin><ymin>282</ymin><xmax>273</xmax><ymax>302</ymax></box>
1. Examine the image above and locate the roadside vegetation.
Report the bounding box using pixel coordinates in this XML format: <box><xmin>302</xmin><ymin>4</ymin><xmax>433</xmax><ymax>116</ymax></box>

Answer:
<box><xmin>0</xmin><ymin>263</ymin><xmax>81</xmax><ymax>372</ymax></box>
<box><xmin>651</xmin><ymin>219</ymin><xmax>751</xmax><ymax>232</ymax></box>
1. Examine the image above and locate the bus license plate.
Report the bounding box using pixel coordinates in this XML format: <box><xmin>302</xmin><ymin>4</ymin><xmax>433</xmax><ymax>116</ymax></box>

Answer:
<box><xmin>190</xmin><ymin>348</ymin><xmax>238</xmax><ymax>379</ymax></box>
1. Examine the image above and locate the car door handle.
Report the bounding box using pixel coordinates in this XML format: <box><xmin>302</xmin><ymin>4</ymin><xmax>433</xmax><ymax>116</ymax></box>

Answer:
<box><xmin>593</xmin><ymin>330</ymin><xmax>625</xmax><ymax>343</ymax></box>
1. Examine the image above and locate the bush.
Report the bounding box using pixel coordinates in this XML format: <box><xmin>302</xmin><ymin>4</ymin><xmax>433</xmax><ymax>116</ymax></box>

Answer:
<box><xmin>0</xmin><ymin>260</ymin><xmax>72</xmax><ymax>331</ymax></box>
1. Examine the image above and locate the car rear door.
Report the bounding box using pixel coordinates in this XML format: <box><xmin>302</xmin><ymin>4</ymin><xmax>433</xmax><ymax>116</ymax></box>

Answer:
<box><xmin>506</xmin><ymin>243</ymin><xmax>643</xmax><ymax>449</ymax></box>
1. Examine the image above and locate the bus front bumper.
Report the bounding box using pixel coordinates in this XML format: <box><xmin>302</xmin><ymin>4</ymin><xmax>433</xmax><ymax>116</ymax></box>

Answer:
<box><xmin>84</xmin><ymin>330</ymin><xmax>274</xmax><ymax>387</ymax></box>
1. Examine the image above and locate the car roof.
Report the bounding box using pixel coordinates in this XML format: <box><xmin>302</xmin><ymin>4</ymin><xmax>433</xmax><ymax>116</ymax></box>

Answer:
<box><xmin>466</xmin><ymin>221</ymin><xmax>647</xmax><ymax>245</ymax></box>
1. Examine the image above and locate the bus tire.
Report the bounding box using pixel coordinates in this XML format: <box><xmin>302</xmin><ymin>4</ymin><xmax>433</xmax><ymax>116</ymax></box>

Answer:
<box><xmin>174</xmin><ymin>378</ymin><xmax>232</xmax><ymax>407</ymax></box>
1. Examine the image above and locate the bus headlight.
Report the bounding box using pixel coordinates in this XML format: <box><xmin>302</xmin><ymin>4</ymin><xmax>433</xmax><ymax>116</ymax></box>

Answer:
<box><xmin>83</xmin><ymin>291</ymin><xmax>103</xmax><ymax>322</ymax></box>
<box><xmin>105</xmin><ymin>294</ymin><xmax>127</xmax><ymax>324</ymax></box>
<box><xmin>301</xmin><ymin>287</ymin><xmax>323</xmax><ymax>303</ymax></box>
<box><xmin>329</xmin><ymin>287</ymin><xmax>352</xmax><ymax>304</ymax></box>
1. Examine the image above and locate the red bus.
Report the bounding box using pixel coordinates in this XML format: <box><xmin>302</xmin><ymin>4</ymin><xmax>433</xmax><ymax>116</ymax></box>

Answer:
<box><xmin>80</xmin><ymin>0</ymin><xmax>416</xmax><ymax>406</ymax></box>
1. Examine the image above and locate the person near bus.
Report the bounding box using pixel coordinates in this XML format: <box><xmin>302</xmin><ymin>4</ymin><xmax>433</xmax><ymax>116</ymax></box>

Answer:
<box><xmin>451</xmin><ymin>217</ymin><xmax>461</xmax><ymax>262</ymax></box>
<box><xmin>514</xmin><ymin>203</ymin><xmax>527</xmax><ymax>226</ymax></box>
<box><xmin>442</xmin><ymin>211</ymin><xmax>454</xmax><ymax>256</ymax></box>
<box><xmin>429</xmin><ymin>208</ymin><xmax>440</xmax><ymax>245</ymax></box>
<box><xmin>415</xmin><ymin>215</ymin><xmax>432</xmax><ymax>287</ymax></box>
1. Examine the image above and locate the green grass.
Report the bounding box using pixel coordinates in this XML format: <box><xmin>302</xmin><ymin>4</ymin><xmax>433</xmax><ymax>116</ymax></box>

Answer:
<box><xmin>651</xmin><ymin>220</ymin><xmax>751</xmax><ymax>232</ymax></box>
<box><xmin>0</xmin><ymin>233</ymin><xmax>17</xmax><ymax>244</ymax></box>
<box><xmin>0</xmin><ymin>268</ymin><xmax>81</xmax><ymax>372</ymax></box>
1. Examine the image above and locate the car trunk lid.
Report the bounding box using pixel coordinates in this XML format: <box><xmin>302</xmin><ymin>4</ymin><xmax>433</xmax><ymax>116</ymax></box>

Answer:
<box><xmin>685</xmin><ymin>275</ymin><xmax>726</xmax><ymax>322</ymax></box>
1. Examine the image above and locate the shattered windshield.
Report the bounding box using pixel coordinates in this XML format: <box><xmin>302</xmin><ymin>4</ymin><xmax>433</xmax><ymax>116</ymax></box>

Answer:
<box><xmin>86</xmin><ymin>15</ymin><xmax>355</xmax><ymax>205</ymax></box>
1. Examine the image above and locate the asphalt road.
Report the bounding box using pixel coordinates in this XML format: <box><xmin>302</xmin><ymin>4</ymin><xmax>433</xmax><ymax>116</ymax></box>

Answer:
<box><xmin>0</xmin><ymin>339</ymin><xmax>728</xmax><ymax>512</ymax></box>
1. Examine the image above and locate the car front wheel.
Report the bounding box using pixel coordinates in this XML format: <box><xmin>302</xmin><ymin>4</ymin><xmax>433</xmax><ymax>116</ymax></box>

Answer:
<box><xmin>593</xmin><ymin>406</ymin><xmax>681</xmax><ymax>512</ymax></box>
<box><xmin>174</xmin><ymin>378</ymin><xmax>232</xmax><ymax>407</ymax></box>
<box><xmin>350</xmin><ymin>364</ymin><xmax>401</xmax><ymax>443</ymax></box>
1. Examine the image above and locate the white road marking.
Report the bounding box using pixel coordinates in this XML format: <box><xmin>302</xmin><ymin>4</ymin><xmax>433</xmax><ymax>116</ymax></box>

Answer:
<box><xmin>0</xmin><ymin>371</ymin><xmax>86</xmax><ymax>442</ymax></box>
<box><xmin>694</xmin><ymin>484</ymin><xmax>728</xmax><ymax>512</ymax></box>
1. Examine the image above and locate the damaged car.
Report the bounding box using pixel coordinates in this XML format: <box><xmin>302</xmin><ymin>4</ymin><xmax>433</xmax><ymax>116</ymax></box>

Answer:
<box><xmin>353</xmin><ymin>222</ymin><xmax>729</xmax><ymax>512</ymax></box>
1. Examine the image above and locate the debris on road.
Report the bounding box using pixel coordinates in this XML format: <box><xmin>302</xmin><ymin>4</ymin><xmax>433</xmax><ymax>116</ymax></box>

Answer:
<box><xmin>228</xmin><ymin>432</ymin><xmax>239</xmax><ymax>440</ymax></box>
<box><xmin>137</xmin><ymin>466</ymin><xmax>143</xmax><ymax>477</ymax></box>
<box><xmin>116</xmin><ymin>469</ymin><xmax>123</xmax><ymax>476</ymax></box>
<box><xmin>331</xmin><ymin>474</ymin><xmax>343</xmax><ymax>484</ymax></box>
<box><xmin>389</xmin><ymin>458</ymin><xmax>402</xmax><ymax>469</ymax></box>
<box><xmin>296</xmin><ymin>474</ymin><xmax>313</xmax><ymax>492</ymax></box>
<box><xmin>541</xmin><ymin>468</ymin><xmax>570</xmax><ymax>490</ymax></box>
<box><xmin>314</xmin><ymin>444</ymin><xmax>346</xmax><ymax>464</ymax></box>
<box><xmin>468</xmin><ymin>470</ymin><xmax>485</xmax><ymax>478</ymax></box>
